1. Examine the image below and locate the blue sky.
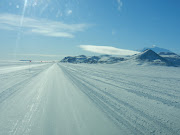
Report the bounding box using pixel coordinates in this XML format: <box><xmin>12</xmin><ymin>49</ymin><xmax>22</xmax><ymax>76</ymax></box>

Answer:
<box><xmin>0</xmin><ymin>0</ymin><xmax>180</xmax><ymax>60</ymax></box>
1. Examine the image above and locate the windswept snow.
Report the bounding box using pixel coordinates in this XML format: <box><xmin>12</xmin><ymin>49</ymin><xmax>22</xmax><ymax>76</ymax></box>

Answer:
<box><xmin>0</xmin><ymin>61</ymin><xmax>180</xmax><ymax>135</ymax></box>
<box><xmin>0</xmin><ymin>63</ymin><xmax>48</xmax><ymax>74</ymax></box>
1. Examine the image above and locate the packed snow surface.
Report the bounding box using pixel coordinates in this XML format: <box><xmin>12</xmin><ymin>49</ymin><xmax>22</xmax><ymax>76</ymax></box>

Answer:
<box><xmin>0</xmin><ymin>61</ymin><xmax>180</xmax><ymax>135</ymax></box>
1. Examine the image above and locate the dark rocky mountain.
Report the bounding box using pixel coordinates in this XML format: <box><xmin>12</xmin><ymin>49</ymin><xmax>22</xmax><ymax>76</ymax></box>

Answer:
<box><xmin>136</xmin><ymin>49</ymin><xmax>174</xmax><ymax>66</ymax></box>
<box><xmin>60</xmin><ymin>55</ymin><xmax>125</xmax><ymax>64</ymax></box>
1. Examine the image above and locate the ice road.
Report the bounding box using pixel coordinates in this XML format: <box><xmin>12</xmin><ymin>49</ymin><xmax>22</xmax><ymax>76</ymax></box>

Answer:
<box><xmin>0</xmin><ymin>62</ymin><xmax>180</xmax><ymax>135</ymax></box>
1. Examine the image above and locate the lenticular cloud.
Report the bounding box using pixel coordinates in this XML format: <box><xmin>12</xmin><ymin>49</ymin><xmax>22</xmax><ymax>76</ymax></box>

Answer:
<box><xmin>79</xmin><ymin>45</ymin><xmax>139</xmax><ymax>55</ymax></box>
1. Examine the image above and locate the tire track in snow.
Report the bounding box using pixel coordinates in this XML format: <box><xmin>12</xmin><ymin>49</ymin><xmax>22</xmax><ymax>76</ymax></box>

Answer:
<box><xmin>66</xmin><ymin>64</ymin><xmax>180</xmax><ymax>96</ymax></box>
<box><xmin>59</xmin><ymin>64</ymin><xmax>179</xmax><ymax>135</ymax></box>
<box><xmin>0</xmin><ymin>64</ymin><xmax>52</xmax><ymax>104</ymax></box>
<box><xmin>8</xmin><ymin>65</ymin><xmax>53</xmax><ymax>135</ymax></box>
<box><xmin>9</xmin><ymin>75</ymin><xmax>48</xmax><ymax>135</ymax></box>
<box><xmin>61</xmin><ymin>64</ymin><xmax>180</xmax><ymax>109</ymax></box>
<box><xmin>60</xmin><ymin>65</ymin><xmax>145</xmax><ymax>135</ymax></box>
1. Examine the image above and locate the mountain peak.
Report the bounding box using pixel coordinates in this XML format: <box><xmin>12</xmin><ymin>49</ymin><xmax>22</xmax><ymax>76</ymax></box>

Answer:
<box><xmin>141</xmin><ymin>46</ymin><xmax>172</xmax><ymax>53</ymax></box>
<box><xmin>138</xmin><ymin>49</ymin><xmax>161</xmax><ymax>61</ymax></box>
<box><xmin>136</xmin><ymin>49</ymin><xmax>174</xmax><ymax>66</ymax></box>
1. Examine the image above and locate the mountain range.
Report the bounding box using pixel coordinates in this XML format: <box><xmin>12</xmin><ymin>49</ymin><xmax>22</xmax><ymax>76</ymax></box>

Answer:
<box><xmin>61</xmin><ymin>55</ymin><xmax>125</xmax><ymax>64</ymax></box>
<box><xmin>60</xmin><ymin>47</ymin><xmax>180</xmax><ymax>67</ymax></box>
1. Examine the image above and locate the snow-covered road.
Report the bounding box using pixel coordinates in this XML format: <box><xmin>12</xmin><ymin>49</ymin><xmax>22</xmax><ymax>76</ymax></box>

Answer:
<box><xmin>0</xmin><ymin>62</ymin><xmax>180</xmax><ymax>135</ymax></box>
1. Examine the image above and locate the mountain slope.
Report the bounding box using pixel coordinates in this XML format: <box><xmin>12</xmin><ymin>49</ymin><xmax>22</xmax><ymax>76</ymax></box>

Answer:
<box><xmin>60</xmin><ymin>49</ymin><xmax>179</xmax><ymax>67</ymax></box>
<box><xmin>159</xmin><ymin>52</ymin><xmax>180</xmax><ymax>66</ymax></box>
<box><xmin>136</xmin><ymin>49</ymin><xmax>173</xmax><ymax>66</ymax></box>
<box><xmin>60</xmin><ymin>55</ymin><xmax>125</xmax><ymax>64</ymax></box>
<box><xmin>141</xmin><ymin>46</ymin><xmax>172</xmax><ymax>53</ymax></box>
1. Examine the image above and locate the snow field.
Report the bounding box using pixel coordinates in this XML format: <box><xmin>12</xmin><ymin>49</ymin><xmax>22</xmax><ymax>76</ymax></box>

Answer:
<box><xmin>0</xmin><ymin>61</ymin><xmax>180</xmax><ymax>135</ymax></box>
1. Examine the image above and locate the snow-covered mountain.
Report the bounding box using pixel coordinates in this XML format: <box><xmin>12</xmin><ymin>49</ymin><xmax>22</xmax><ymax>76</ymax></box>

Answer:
<box><xmin>60</xmin><ymin>55</ymin><xmax>125</xmax><ymax>64</ymax></box>
<box><xmin>135</xmin><ymin>49</ymin><xmax>174</xmax><ymax>66</ymax></box>
<box><xmin>60</xmin><ymin>49</ymin><xmax>180</xmax><ymax>67</ymax></box>
<box><xmin>159</xmin><ymin>52</ymin><xmax>180</xmax><ymax>66</ymax></box>
<box><xmin>136</xmin><ymin>47</ymin><xmax>180</xmax><ymax>66</ymax></box>
<box><xmin>140</xmin><ymin>46</ymin><xmax>172</xmax><ymax>53</ymax></box>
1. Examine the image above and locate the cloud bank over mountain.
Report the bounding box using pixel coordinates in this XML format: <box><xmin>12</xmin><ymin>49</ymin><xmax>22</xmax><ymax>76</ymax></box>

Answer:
<box><xmin>79</xmin><ymin>45</ymin><xmax>139</xmax><ymax>55</ymax></box>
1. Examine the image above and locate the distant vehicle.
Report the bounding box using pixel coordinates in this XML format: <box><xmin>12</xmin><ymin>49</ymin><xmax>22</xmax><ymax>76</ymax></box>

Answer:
<box><xmin>19</xmin><ymin>60</ymin><xmax>32</xmax><ymax>62</ymax></box>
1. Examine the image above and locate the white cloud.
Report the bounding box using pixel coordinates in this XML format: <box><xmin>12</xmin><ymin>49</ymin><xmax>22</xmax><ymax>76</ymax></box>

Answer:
<box><xmin>13</xmin><ymin>54</ymin><xmax>64</xmax><ymax>57</ymax></box>
<box><xmin>16</xmin><ymin>5</ymin><xmax>20</xmax><ymax>9</ymax></box>
<box><xmin>67</xmin><ymin>10</ymin><xmax>72</xmax><ymax>15</ymax></box>
<box><xmin>0</xmin><ymin>13</ymin><xmax>88</xmax><ymax>38</ymax></box>
<box><xmin>112</xmin><ymin>29</ymin><xmax>116</xmax><ymax>35</ymax></box>
<box><xmin>32</xmin><ymin>2</ymin><xmax>37</xmax><ymax>7</ymax></box>
<box><xmin>79</xmin><ymin>45</ymin><xmax>139</xmax><ymax>55</ymax></box>
<box><xmin>117</xmin><ymin>0</ymin><xmax>123</xmax><ymax>11</ymax></box>
<box><xmin>56</xmin><ymin>10</ymin><xmax>63</xmax><ymax>18</ymax></box>
<box><xmin>31</xmin><ymin>29</ymin><xmax>74</xmax><ymax>38</ymax></box>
